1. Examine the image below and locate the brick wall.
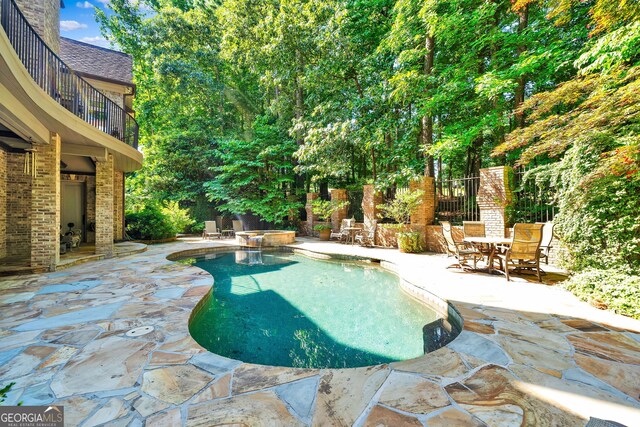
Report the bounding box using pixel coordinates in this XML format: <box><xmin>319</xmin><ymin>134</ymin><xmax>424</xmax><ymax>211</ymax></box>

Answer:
<box><xmin>410</xmin><ymin>176</ymin><xmax>436</xmax><ymax>225</ymax></box>
<box><xmin>31</xmin><ymin>133</ymin><xmax>60</xmax><ymax>270</ymax></box>
<box><xmin>113</xmin><ymin>170</ymin><xmax>124</xmax><ymax>241</ymax></box>
<box><xmin>14</xmin><ymin>0</ymin><xmax>60</xmax><ymax>53</ymax></box>
<box><xmin>95</xmin><ymin>154</ymin><xmax>114</xmax><ymax>257</ymax></box>
<box><xmin>424</xmin><ymin>224</ymin><xmax>464</xmax><ymax>253</ymax></box>
<box><xmin>330</xmin><ymin>189</ymin><xmax>348</xmax><ymax>231</ymax></box>
<box><xmin>0</xmin><ymin>148</ymin><xmax>6</xmax><ymax>258</ymax></box>
<box><xmin>362</xmin><ymin>184</ymin><xmax>382</xmax><ymax>227</ymax></box>
<box><xmin>6</xmin><ymin>152</ymin><xmax>32</xmax><ymax>258</ymax></box>
<box><xmin>478</xmin><ymin>166</ymin><xmax>513</xmax><ymax>238</ymax></box>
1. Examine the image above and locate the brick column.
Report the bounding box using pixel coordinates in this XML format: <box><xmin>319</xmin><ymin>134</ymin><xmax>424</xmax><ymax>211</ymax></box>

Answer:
<box><xmin>305</xmin><ymin>193</ymin><xmax>318</xmax><ymax>225</ymax></box>
<box><xmin>330</xmin><ymin>189</ymin><xmax>348</xmax><ymax>231</ymax></box>
<box><xmin>0</xmin><ymin>148</ymin><xmax>6</xmax><ymax>259</ymax></box>
<box><xmin>362</xmin><ymin>184</ymin><xmax>382</xmax><ymax>228</ymax></box>
<box><xmin>113</xmin><ymin>170</ymin><xmax>124</xmax><ymax>241</ymax></box>
<box><xmin>478</xmin><ymin>166</ymin><xmax>513</xmax><ymax>238</ymax></box>
<box><xmin>410</xmin><ymin>176</ymin><xmax>436</xmax><ymax>225</ymax></box>
<box><xmin>96</xmin><ymin>154</ymin><xmax>114</xmax><ymax>257</ymax></box>
<box><xmin>30</xmin><ymin>132</ymin><xmax>60</xmax><ymax>270</ymax></box>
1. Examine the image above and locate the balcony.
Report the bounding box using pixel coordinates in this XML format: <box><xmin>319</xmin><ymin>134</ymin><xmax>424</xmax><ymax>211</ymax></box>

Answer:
<box><xmin>0</xmin><ymin>0</ymin><xmax>139</xmax><ymax>149</ymax></box>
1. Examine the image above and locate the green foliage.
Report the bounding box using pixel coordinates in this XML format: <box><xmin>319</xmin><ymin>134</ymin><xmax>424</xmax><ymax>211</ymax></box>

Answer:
<box><xmin>313</xmin><ymin>224</ymin><xmax>333</xmax><ymax>231</ymax></box>
<box><xmin>563</xmin><ymin>268</ymin><xmax>640</xmax><ymax>319</ymax></box>
<box><xmin>310</xmin><ymin>199</ymin><xmax>349</xmax><ymax>222</ymax></box>
<box><xmin>205</xmin><ymin>116</ymin><xmax>303</xmax><ymax>225</ymax></box>
<box><xmin>161</xmin><ymin>201</ymin><xmax>195</xmax><ymax>234</ymax></box>
<box><xmin>126</xmin><ymin>204</ymin><xmax>177</xmax><ymax>240</ymax></box>
<box><xmin>377</xmin><ymin>188</ymin><xmax>424</xmax><ymax>225</ymax></box>
<box><xmin>397</xmin><ymin>231</ymin><xmax>423</xmax><ymax>253</ymax></box>
<box><xmin>1</xmin><ymin>382</ymin><xmax>15</xmax><ymax>405</ymax></box>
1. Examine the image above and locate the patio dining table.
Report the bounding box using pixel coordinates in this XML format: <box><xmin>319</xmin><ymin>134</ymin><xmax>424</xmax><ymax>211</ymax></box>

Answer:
<box><xmin>463</xmin><ymin>236</ymin><xmax>512</xmax><ymax>274</ymax></box>
<box><xmin>343</xmin><ymin>227</ymin><xmax>361</xmax><ymax>245</ymax></box>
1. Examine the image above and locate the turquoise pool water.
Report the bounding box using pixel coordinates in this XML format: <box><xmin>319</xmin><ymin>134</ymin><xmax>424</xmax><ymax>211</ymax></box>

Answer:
<box><xmin>188</xmin><ymin>250</ymin><xmax>440</xmax><ymax>368</ymax></box>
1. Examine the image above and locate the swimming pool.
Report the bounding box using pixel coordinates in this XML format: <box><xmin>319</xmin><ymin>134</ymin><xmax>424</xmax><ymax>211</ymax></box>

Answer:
<box><xmin>188</xmin><ymin>249</ymin><xmax>442</xmax><ymax>368</ymax></box>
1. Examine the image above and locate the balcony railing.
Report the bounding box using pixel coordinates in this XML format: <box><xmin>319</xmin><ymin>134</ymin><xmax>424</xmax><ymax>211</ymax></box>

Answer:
<box><xmin>0</xmin><ymin>0</ymin><xmax>139</xmax><ymax>149</ymax></box>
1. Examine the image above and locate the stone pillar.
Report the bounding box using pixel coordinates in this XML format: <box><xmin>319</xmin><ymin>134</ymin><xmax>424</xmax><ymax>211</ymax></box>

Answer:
<box><xmin>30</xmin><ymin>132</ymin><xmax>60</xmax><ymax>270</ymax></box>
<box><xmin>113</xmin><ymin>170</ymin><xmax>124</xmax><ymax>241</ymax></box>
<box><xmin>410</xmin><ymin>176</ymin><xmax>436</xmax><ymax>225</ymax></box>
<box><xmin>305</xmin><ymin>193</ymin><xmax>318</xmax><ymax>225</ymax></box>
<box><xmin>362</xmin><ymin>184</ymin><xmax>382</xmax><ymax>227</ymax></box>
<box><xmin>330</xmin><ymin>189</ymin><xmax>348</xmax><ymax>231</ymax></box>
<box><xmin>0</xmin><ymin>148</ymin><xmax>6</xmax><ymax>259</ymax></box>
<box><xmin>478</xmin><ymin>166</ymin><xmax>513</xmax><ymax>238</ymax></box>
<box><xmin>96</xmin><ymin>154</ymin><xmax>114</xmax><ymax>257</ymax></box>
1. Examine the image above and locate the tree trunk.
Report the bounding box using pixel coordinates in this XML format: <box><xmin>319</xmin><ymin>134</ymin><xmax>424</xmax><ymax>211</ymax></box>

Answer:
<box><xmin>421</xmin><ymin>34</ymin><xmax>436</xmax><ymax>177</ymax></box>
<box><xmin>514</xmin><ymin>4</ymin><xmax>529</xmax><ymax>129</ymax></box>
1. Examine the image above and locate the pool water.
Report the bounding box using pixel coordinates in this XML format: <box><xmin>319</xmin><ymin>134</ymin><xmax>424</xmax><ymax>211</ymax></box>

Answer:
<box><xmin>188</xmin><ymin>250</ymin><xmax>440</xmax><ymax>368</ymax></box>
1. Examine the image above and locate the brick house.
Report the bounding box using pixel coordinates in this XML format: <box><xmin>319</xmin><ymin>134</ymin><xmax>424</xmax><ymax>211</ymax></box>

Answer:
<box><xmin>0</xmin><ymin>0</ymin><xmax>143</xmax><ymax>272</ymax></box>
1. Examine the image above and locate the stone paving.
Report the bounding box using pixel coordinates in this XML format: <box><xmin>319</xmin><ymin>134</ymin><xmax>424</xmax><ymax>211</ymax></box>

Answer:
<box><xmin>0</xmin><ymin>238</ymin><xmax>639</xmax><ymax>426</ymax></box>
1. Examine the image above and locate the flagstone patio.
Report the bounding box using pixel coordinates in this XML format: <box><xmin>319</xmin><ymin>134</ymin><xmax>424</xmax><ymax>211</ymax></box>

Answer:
<box><xmin>0</xmin><ymin>238</ymin><xmax>639</xmax><ymax>426</ymax></box>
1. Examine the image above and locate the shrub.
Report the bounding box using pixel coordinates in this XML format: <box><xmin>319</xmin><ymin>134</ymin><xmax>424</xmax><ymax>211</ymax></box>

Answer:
<box><xmin>126</xmin><ymin>204</ymin><xmax>176</xmax><ymax>240</ymax></box>
<box><xmin>161</xmin><ymin>201</ymin><xmax>195</xmax><ymax>234</ymax></box>
<box><xmin>377</xmin><ymin>188</ymin><xmax>424</xmax><ymax>225</ymax></box>
<box><xmin>562</xmin><ymin>268</ymin><xmax>640</xmax><ymax>319</ymax></box>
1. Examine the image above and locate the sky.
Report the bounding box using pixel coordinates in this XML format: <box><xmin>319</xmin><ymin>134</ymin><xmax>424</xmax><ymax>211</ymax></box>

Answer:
<box><xmin>59</xmin><ymin>0</ymin><xmax>112</xmax><ymax>48</ymax></box>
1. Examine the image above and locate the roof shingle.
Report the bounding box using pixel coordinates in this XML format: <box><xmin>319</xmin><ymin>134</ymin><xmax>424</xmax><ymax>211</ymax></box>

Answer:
<box><xmin>59</xmin><ymin>37</ymin><xmax>133</xmax><ymax>85</ymax></box>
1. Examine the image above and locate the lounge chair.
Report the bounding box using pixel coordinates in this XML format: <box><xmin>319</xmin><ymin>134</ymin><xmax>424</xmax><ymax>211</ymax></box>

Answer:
<box><xmin>232</xmin><ymin>220</ymin><xmax>244</xmax><ymax>236</ymax></box>
<box><xmin>538</xmin><ymin>222</ymin><xmax>554</xmax><ymax>264</ymax></box>
<box><xmin>495</xmin><ymin>223</ymin><xmax>544</xmax><ymax>281</ymax></box>
<box><xmin>442</xmin><ymin>221</ymin><xmax>482</xmax><ymax>269</ymax></box>
<box><xmin>355</xmin><ymin>220</ymin><xmax>377</xmax><ymax>247</ymax></box>
<box><xmin>330</xmin><ymin>218</ymin><xmax>355</xmax><ymax>242</ymax></box>
<box><xmin>203</xmin><ymin>221</ymin><xmax>222</xmax><ymax>240</ymax></box>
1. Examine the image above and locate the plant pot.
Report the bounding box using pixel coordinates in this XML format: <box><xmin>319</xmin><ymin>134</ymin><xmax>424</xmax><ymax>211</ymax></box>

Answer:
<box><xmin>318</xmin><ymin>229</ymin><xmax>331</xmax><ymax>241</ymax></box>
<box><xmin>397</xmin><ymin>231</ymin><xmax>423</xmax><ymax>253</ymax></box>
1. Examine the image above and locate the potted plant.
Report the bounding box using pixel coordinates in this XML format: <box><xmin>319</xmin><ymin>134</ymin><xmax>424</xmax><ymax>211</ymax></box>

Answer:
<box><xmin>377</xmin><ymin>188</ymin><xmax>424</xmax><ymax>253</ymax></box>
<box><xmin>311</xmin><ymin>199</ymin><xmax>349</xmax><ymax>240</ymax></box>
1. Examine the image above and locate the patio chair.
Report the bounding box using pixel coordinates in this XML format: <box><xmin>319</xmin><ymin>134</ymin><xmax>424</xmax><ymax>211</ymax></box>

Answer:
<box><xmin>441</xmin><ymin>221</ymin><xmax>482</xmax><ymax>269</ymax></box>
<box><xmin>203</xmin><ymin>221</ymin><xmax>222</xmax><ymax>240</ymax></box>
<box><xmin>232</xmin><ymin>220</ymin><xmax>244</xmax><ymax>236</ymax></box>
<box><xmin>495</xmin><ymin>223</ymin><xmax>544</xmax><ymax>282</ymax></box>
<box><xmin>463</xmin><ymin>220</ymin><xmax>494</xmax><ymax>266</ymax></box>
<box><xmin>538</xmin><ymin>222</ymin><xmax>554</xmax><ymax>265</ymax></box>
<box><xmin>355</xmin><ymin>220</ymin><xmax>377</xmax><ymax>247</ymax></box>
<box><xmin>330</xmin><ymin>218</ymin><xmax>355</xmax><ymax>242</ymax></box>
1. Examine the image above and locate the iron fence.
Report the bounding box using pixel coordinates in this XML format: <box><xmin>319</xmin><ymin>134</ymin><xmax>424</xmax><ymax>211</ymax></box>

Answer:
<box><xmin>435</xmin><ymin>176</ymin><xmax>480</xmax><ymax>225</ymax></box>
<box><xmin>512</xmin><ymin>168</ymin><xmax>557</xmax><ymax>224</ymax></box>
<box><xmin>1</xmin><ymin>0</ymin><xmax>139</xmax><ymax>148</ymax></box>
<box><xmin>347</xmin><ymin>189</ymin><xmax>363</xmax><ymax>222</ymax></box>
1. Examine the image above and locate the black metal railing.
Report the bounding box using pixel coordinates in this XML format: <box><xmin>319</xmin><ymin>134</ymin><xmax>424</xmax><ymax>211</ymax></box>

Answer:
<box><xmin>512</xmin><ymin>168</ymin><xmax>557</xmax><ymax>223</ymax></box>
<box><xmin>1</xmin><ymin>0</ymin><xmax>138</xmax><ymax>148</ymax></box>
<box><xmin>435</xmin><ymin>175</ymin><xmax>480</xmax><ymax>224</ymax></box>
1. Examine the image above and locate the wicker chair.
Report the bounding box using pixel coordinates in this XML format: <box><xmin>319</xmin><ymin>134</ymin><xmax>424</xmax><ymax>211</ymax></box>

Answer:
<box><xmin>442</xmin><ymin>221</ymin><xmax>482</xmax><ymax>269</ymax></box>
<box><xmin>496</xmin><ymin>223</ymin><xmax>544</xmax><ymax>281</ymax></box>
<box><xmin>355</xmin><ymin>220</ymin><xmax>377</xmax><ymax>247</ymax></box>
<box><xmin>330</xmin><ymin>218</ymin><xmax>355</xmax><ymax>242</ymax></box>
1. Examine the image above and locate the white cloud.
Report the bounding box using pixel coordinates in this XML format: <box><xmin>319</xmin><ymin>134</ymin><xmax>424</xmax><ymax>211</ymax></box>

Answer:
<box><xmin>76</xmin><ymin>1</ymin><xmax>94</xmax><ymax>8</ymax></box>
<box><xmin>60</xmin><ymin>20</ymin><xmax>88</xmax><ymax>31</ymax></box>
<box><xmin>79</xmin><ymin>36</ymin><xmax>110</xmax><ymax>48</ymax></box>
